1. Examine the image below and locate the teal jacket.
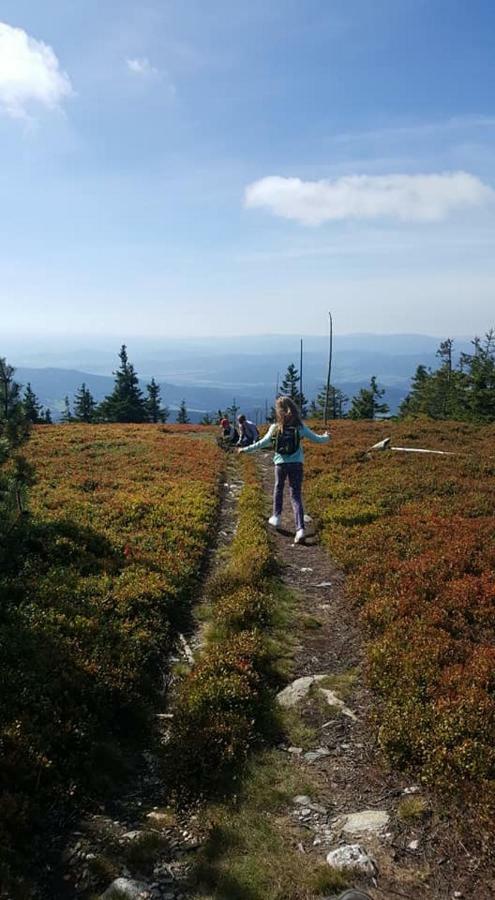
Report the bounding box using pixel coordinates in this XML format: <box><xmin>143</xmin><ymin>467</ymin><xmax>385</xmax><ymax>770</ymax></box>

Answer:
<box><xmin>240</xmin><ymin>423</ymin><xmax>330</xmax><ymax>464</ymax></box>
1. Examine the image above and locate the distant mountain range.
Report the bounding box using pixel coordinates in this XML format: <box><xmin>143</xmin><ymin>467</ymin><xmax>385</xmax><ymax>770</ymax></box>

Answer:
<box><xmin>7</xmin><ymin>333</ymin><xmax>473</xmax><ymax>422</ymax></box>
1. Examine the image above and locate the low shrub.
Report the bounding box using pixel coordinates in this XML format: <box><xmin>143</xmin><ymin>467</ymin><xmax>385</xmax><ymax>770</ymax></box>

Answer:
<box><xmin>303</xmin><ymin>420</ymin><xmax>495</xmax><ymax>817</ymax></box>
<box><xmin>170</xmin><ymin>455</ymin><xmax>280</xmax><ymax>794</ymax></box>
<box><xmin>0</xmin><ymin>426</ymin><xmax>223</xmax><ymax>886</ymax></box>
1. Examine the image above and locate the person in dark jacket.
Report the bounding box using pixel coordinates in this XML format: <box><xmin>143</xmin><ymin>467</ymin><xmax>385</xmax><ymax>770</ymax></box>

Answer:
<box><xmin>237</xmin><ymin>414</ymin><xmax>259</xmax><ymax>447</ymax></box>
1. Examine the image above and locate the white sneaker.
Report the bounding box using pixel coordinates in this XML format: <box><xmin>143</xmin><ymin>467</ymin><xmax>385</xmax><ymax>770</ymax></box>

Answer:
<box><xmin>304</xmin><ymin>514</ymin><xmax>312</xmax><ymax>523</ymax></box>
<box><xmin>294</xmin><ymin>529</ymin><xmax>306</xmax><ymax>544</ymax></box>
<box><xmin>268</xmin><ymin>515</ymin><xmax>281</xmax><ymax>528</ymax></box>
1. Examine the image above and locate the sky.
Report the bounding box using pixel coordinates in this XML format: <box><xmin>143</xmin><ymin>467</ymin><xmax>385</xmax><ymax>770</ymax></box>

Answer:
<box><xmin>1</xmin><ymin>0</ymin><xmax>495</xmax><ymax>339</ymax></box>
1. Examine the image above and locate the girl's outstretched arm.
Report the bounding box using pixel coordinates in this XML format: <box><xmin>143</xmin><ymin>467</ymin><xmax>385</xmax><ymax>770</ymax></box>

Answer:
<box><xmin>238</xmin><ymin>423</ymin><xmax>277</xmax><ymax>453</ymax></box>
<box><xmin>301</xmin><ymin>424</ymin><xmax>330</xmax><ymax>443</ymax></box>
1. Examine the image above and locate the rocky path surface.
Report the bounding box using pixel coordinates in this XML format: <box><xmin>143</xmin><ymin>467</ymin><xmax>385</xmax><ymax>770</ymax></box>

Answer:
<box><xmin>258</xmin><ymin>453</ymin><xmax>490</xmax><ymax>900</ymax></box>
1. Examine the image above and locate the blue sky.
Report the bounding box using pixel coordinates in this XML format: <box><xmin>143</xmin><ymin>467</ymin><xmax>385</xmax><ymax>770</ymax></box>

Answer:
<box><xmin>1</xmin><ymin>0</ymin><xmax>495</xmax><ymax>337</ymax></box>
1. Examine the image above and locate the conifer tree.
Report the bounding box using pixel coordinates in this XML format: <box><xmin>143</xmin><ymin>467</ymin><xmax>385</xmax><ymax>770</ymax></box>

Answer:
<box><xmin>42</xmin><ymin>408</ymin><xmax>52</xmax><ymax>424</ymax></box>
<box><xmin>399</xmin><ymin>365</ymin><xmax>431</xmax><ymax>416</ymax></box>
<box><xmin>145</xmin><ymin>378</ymin><xmax>169</xmax><ymax>423</ymax></box>
<box><xmin>73</xmin><ymin>383</ymin><xmax>97</xmax><ymax>423</ymax></box>
<box><xmin>279</xmin><ymin>362</ymin><xmax>306</xmax><ymax>414</ymax></box>
<box><xmin>308</xmin><ymin>398</ymin><xmax>319</xmax><ymax>418</ymax></box>
<box><xmin>313</xmin><ymin>384</ymin><xmax>348</xmax><ymax>419</ymax></box>
<box><xmin>460</xmin><ymin>330</ymin><xmax>495</xmax><ymax>421</ymax></box>
<box><xmin>61</xmin><ymin>396</ymin><xmax>72</xmax><ymax>423</ymax></box>
<box><xmin>176</xmin><ymin>399</ymin><xmax>190</xmax><ymax>424</ymax></box>
<box><xmin>349</xmin><ymin>376</ymin><xmax>389</xmax><ymax>420</ymax></box>
<box><xmin>200</xmin><ymin>412</ymin><xmax>214</xmax><ymax>425</ymax></box>
<box><xmin>227</xmin><ymin>397</ymin><xmax>240</xmax><ymax>420</ymax></box>
<box><xmin>0</xmin><ymin>358</ymin><xmax>33</xmax><ymax>535</ymax></box>
<box><xmin>23</xmin><ymin>383</ymin><xmax>43</xmax><ymax>424</ymax></box>
<box><xmin>98</xmin><ymin>345</ymin><xmax>148</xmax><ymax>423</ymax></box>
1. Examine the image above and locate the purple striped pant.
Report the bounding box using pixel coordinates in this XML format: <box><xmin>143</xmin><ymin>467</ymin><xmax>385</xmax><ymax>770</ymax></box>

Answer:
<box><xmin>273</xmin><ymin>462</ymin><xmax>304</xmax><ymax>531</ymax></box>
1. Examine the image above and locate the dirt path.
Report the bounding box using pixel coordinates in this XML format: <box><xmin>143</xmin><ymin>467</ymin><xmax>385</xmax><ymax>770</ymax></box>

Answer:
<box><xmin>258</xmin><ymin>453</ymin><xmax>490</xmax><ymax>900</ymax></box>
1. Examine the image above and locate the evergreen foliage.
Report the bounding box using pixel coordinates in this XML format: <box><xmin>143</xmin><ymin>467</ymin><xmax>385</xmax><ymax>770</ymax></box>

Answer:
<box><xmin>73</xmin><ymin>383</ymin><xmax>97</xmax><ymax>423</ymax></box>
<box><xmin>310</xmin><ymin>384</ymin><xmax>348</xmax><ymax>419</ymax></box>
<box><xmin>98</xmin><ymin>345</ymin><xmax>148</xmax><ymax>423</ymax></box>
<box><xmin>279</xmin><ymin>362</ymin><xmax>306</xmax><ymax>414</ymax></box>
<box><xmin>176</xmin><ymin>399</ymin><xmax>190</xmax><ymax>424</ymax></box>
<box><xmin>145</xmin><ymin>378</ymin><xmax>169</xmax><ymax>423</ymax></box>
<box><xmin>22</xmin><ymin>383</ymin><xmax>44</xmax><ymax>424</ymax></box>
<box><xmin>349</xmin><ymin>376</ymin><xmax>389</xmax><ymax>420</ymax></box>
<box><xmin>400</xmin><ymin>331</ymin><xmax>495</xmax><ymax>422</ymax></box>
<box><xmin>61</xmin><ymin>395</ymin><xmax>73</xmax><ymax>423</ymax></box>
<box><xmin>0</xmin><ymin>358</ymin><xmax>33</xmax><ymax>539</ymax></box>
<box><xmin>226</xmin><ymin>397</ymin><xmax>240</xmax><ymax>420</ymax></box>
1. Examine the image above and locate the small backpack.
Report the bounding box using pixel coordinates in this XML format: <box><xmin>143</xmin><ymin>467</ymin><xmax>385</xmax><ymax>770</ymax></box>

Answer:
<box><xmin>273</xmin><ymin>426</ymin><xmax>300</xmax><ymax>455</ymax></box>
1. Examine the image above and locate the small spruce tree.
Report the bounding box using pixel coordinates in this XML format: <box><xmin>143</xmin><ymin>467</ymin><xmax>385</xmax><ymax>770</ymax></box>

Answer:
<box><xmin>98</xmin><ymin>345</ymin><xmax>148</xmax><ymax>423</ymax></box>
<box><xmin>176</xmin><ymin>399</ymin><xmax>190</xmax><ymax>424</ymax></box>
<box><xmin>0</xmin><ymin>358</ymin><xmax>33</xmax><ymax>535</ymax></box>
<box><xmin>279</xmin><ymin>362</ymin><xmax>306</xmax><ymax>413</ymax></box>
<box><xmin>23</xmin><ymin>383</ymin><xmax>43</xmax><ymax>424</ymax></box>
<box><xmin>145</xmin><ymin>378</ymin><xmax>169</xmax><ymax>423</ymax></box>
<box><xmin>61</xmin><ymin>396</ymin><xmax>73</xmax><ymax>423</ymax></box>
<box><xmin>73</xmin><ymin>383</ymin><xmax>97</xmax><ymax>423</ymax></box>
<box><xmin>349</xmin><ymin>376</ymin><xmax>389</xmax><ymax>420</ymax></box>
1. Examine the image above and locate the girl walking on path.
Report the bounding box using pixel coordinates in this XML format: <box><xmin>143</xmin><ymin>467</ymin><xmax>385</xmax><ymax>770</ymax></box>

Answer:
<box><xmin>238</xmin><ymin>396</ymin><xmax>329</xmax><ymax>543</ymax></box>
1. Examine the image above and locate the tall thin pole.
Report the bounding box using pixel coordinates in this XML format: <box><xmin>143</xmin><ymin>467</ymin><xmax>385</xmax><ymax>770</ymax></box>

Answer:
<box><xmin>299</xmin><ymin>338</ymin><xmax>303</xmax><ymax>410</ymax></box>
<box><xmin>324</xmin><ymin>312</ymin><xmax>333</xmax><ymax>425</ymax></box>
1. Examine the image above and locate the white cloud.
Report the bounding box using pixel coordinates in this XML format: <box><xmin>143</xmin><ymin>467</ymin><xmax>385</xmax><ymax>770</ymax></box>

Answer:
<box><xmin>126</xmin><ymin>57</ymin><xmax>159</xmax><ymax>77</ymax></box>
<box><xmin>244</xmin><ymin>172</ymin><xmax>494</xmax><ymax>225</ymax></box>
<box><xmin>0</xmin><ymin>21</ymin><xmax>73</xmax><ymax>119</ymax></box>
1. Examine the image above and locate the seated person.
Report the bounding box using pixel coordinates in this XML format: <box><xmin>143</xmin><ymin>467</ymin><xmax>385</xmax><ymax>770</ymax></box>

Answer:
<box><xmin>237</xmin><ymin>414</ymin><xmax>259</xmax><ymax>446</ymax></box>
<box><xmin>219</xmin><ymin>417</ymin><xmax>239</xmax><ymax>445</ymax></box>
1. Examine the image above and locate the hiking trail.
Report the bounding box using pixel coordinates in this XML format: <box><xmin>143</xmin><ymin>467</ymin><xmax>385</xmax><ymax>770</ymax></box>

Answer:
<box><xmin>256</xmin><ymin>452</ymin><xmax>491</xmax><ymax>900</ymax></box>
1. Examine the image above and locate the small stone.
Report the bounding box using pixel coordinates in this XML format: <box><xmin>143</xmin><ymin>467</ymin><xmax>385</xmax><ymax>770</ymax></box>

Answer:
<box><xmin>318</xmin><ymin>689</ymin><xmax>357</xmax><ymax>721</ymax></box>
<box><xmin>287</xmin><ymin>746</ymin><xmax>303</xmax><ymax>755</ymax></box>
<box><xmin>408</xmin><ymin>839</ymin><xmax>420</xmax><ymax>851</ymax></box>
<box><xmin>303</xmin><ymin>747</ymin><xmax>330</xmax><ymax>763</ymax></box>
<box><xmin>300</xmin><ymin>567</ymin><xmax>313</xmax><ymax>572</ymax></box>
<box><xmin>293</xmin><ymin>795</ymin><xmax>312</xmax><ymax>805</ymax></box>
<box><xmin>146</xmin><ymin>810</ymin><xmax>176</xmax><ymax>827</ymax></box>
<box><xmin>122</xmin><ymin>830</ymin><xmax>143</xmax><ymax>841</ymax></box>
<box><xmin>100</xmin><ymin>877</ymin><xmax>150</xmax><ymax>899</ymax></box>
<box><xmin>341</xmin><ymin>809</ymin><xmax>390</xmax><ymax>834</ymax></box>
<box><xmin>403</xmin><ymin>785</ymin><xmax>421</xmax><ymax>795</ymax></box>
<box><xmin>277</xmin><ymin>676</ymin><xmax>318</xmax><ymax>708</ymax></box>
<box><xmin>326</xmin><ymin>843</ymin><xmax>376</xmax><ymax>877</ymax></box>
<box><xmin>453</xmin><ymin>893</ymin><xmax>463</xmax><ymax>898</ymax></box>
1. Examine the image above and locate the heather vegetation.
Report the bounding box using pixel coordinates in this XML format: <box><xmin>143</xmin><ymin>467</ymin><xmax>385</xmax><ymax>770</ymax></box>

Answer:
<box><xmin>305</xmin><ymin>419</ymin><xmax>495</xmax><ymax>821</ymax></box>
<box><xmin>0</xmin><ymin>417</ymin><xmax>222</xmax><ymax>887</ymax></box>
<box><xmin>2</xmin><ymin>344</ymin><xmax>495</xmax><ymax>894</ymax></box>
<box><xmin>169</xmin><ymin>454</ymin><xmax>283</xmax><ymax>793</ymax></box>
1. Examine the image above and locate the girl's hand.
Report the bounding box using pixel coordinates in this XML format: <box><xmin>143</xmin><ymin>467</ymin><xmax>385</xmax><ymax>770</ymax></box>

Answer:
<box><xmin>323</xmin><ymin>431</ymin><xmax>329</xmax><ymax>438</ymax></box>
<box><xmin>236</xmin><ymin>448</ymin><xmax>243</xmax><ymax>454</ymax></box>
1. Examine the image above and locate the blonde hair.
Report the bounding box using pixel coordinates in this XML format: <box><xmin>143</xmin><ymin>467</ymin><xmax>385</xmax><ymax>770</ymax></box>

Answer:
<box><xmin>275</xmin><ymin>396</ymin><xmax>302</xmax><ymax>431</ymax></box>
